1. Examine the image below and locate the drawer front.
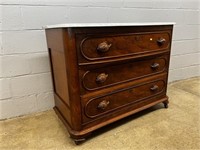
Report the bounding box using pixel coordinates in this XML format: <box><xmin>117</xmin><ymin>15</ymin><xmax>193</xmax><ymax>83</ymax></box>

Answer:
<box><xmin>81</xmin><ymin>54</ymin><xmax>169</xmax><ymax>91</ymax></box>
<box><xmin>79</xmin><ymin>32</ymin><xmax>170</xmax><ymax>62</ymax></box>
<box><xmin>83</xmin><ymin>76</ymin><xmax>166</xmax><ymax>119</ymax></box>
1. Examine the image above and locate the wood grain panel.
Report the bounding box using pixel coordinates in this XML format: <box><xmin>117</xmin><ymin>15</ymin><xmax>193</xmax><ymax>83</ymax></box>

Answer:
<box><xmin>80</xmin><ymin>54</ymin><xmax>168</xmax><ymax>92</ymax></box>
<box><xmin>80</xmin><ymin>32</ymin><xmax>170</xmax><ymax>61</ymax></box>
<box><xmin>50</xmin><ymin>50</ymin><xmax>70</xmax><ymax>106</ymax></box>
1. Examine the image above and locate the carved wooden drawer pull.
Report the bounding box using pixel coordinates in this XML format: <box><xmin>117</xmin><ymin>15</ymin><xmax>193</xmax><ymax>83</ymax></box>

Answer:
<box><xmin>150</xmin><ymin>85</ymin><xmax>159</xmax><ymax>91</ymax></box>
<box><xmin>97</xmin><ymin>100</ymin><xmax>110</xmax><ymax>110</ymax></box>
<box><xmin>97</xmin><ymin>41</ymin><xmax>112</xmax><ymax>53</ymax></box>
<box><xmin>96</xmin><ymin>73</ymin><xmax>108</xmax><ymax>83</ymax></box>
<box><xmin>157</xmin><ymin>38</ymin><xmax>166</xmax><ymax>46</ymax></box>
<box><xmin>151</xmin><ymin>63</ymin><xmax>160</xmax><ymax>69</ymax></box>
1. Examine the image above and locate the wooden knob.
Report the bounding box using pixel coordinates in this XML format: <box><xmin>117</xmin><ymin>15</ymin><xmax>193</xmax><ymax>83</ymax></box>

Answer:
<box><xmin>151</xmin><ymin>63</ymin><xmax>159</xmax><ymax>69</ymax></box>
<box><xmin>150</xmin><ymin>85</ymin><xmax>159</xmax><ymax>91</ymax></box>
<box><xmin>96</xmin><ymin>73</ymin><xmax>108</xmax><ymax>83</ymax></box>
<box><xmin>97</xmin><ymin>41</ymin><xmax>112</xmax><ymax>53</ymax></box>
<box><xmin>97</xmin><ymin>100</ymin><xmax>110</xmax><ymax>110</ymax></box>
<box><xmin>157</xmin><ymin>38</ymin><xmax>166</xmax><ymax>46</ymax></box>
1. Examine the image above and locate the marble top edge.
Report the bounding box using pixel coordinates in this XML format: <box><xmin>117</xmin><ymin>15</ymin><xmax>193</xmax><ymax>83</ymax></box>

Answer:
<box><xmin>44</xmin><ymin>22</ymin><xmax>176</xmax><ymax>29</ymax></box>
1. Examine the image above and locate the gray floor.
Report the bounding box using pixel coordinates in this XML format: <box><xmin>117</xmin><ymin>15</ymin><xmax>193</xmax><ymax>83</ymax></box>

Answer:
<box><xmin>0</xmin><ymin>77</ymin><xmax>200</xmax><ymax>150</ymax></box>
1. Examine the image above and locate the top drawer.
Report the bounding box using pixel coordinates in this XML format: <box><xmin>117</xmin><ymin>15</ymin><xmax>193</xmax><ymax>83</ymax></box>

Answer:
<box><xmin>77</xmin><ymin>31</ymin><xmax>171</xmax><ymax>64</ymax></box>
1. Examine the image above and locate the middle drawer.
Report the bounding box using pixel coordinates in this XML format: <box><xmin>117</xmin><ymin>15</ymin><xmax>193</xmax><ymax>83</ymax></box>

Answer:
<box><xmin>79</xmin><ymin>54</ymin><xmax>169</xmax><ymax>93</ymax></box>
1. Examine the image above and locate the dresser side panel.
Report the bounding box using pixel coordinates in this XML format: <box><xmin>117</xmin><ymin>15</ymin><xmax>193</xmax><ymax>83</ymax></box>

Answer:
<box><xmin>45</xmin><ymin>29</ymin><xmax>71</xmax><ymax>125</ymax></box>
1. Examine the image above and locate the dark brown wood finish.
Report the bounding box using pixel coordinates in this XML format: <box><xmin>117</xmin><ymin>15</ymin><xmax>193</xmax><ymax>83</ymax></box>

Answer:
<box><xmin>80</xmin><ymin>54</ymin><xmax>169</xmax><ymax>93</ymax></box>
<box><xmin>45</xmin><ymin>25</ymin><xmax>173</xmax><ymax>144</ymax></box>
<box><xmin>79</xmin><ymin>32</ymin><xmax>170</xmax><ymax>61</ymax></box>
<box><xmin>82</xmin><ymin>74</ymin><xmax>167</xmax><ymax>122</ymax></box>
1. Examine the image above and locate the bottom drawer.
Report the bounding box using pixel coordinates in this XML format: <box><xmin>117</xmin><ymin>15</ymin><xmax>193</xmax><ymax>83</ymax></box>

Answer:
<box><xmin>81</xmin><ymin>73</ymin><xmax>167</xmax><ymax>125</ymax></box>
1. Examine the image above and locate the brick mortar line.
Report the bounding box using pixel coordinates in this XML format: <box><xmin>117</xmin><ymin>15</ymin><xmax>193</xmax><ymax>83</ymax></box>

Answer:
<box><xmin>0</xmin><ymin>3</ymin><xmax>199</xmax><ymax>10</ymax></box>
<box><xmin>171</xmin><ymin>51</ymin><xmax>200</xmax><ymax>57</ymax></box>
<box><xmin>0</xmin><ymin>90</ymin><xmax>53</xmax><ymax>101</ymax></box>
<box><xmin>0</xmin><ymin>71</ymin><xmax>51</xmax><ymax>79</ymax></box>
<box><xmin>172</xmin><ymin>51</ymin><xmax>200</xmax><ymax>57</ymax></box>
<box><xmin>0</xmin><ymin>51</ymin><xmax>48</xmax><ymax>56</ymax></box>
<box><xmin>169</xmin><ymin>64</ymin><xmax>200</xmax><ymax>71</ymax></box>
<box><xmin>172</xmin><ymin>38</ymin><xmax>200</xmax><ymax>42</ymax></box>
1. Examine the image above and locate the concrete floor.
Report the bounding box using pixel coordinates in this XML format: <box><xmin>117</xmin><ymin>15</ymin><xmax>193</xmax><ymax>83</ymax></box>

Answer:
<box><xmin>0</xmin><ymin>77</ymin><xmax>200</xmax><ymax>150</ymax></box>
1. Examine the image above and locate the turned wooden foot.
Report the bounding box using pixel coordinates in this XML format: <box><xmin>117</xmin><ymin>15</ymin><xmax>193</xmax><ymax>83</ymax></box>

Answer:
<box><xmin>70</xmin><ymin>131</ymin><xmax>91</xmax><ymax>145</ymax></box>
<box><xmin>163</xmin><ymin>100</ymin><xmax>169</xmax><ymax>108</ymax></box>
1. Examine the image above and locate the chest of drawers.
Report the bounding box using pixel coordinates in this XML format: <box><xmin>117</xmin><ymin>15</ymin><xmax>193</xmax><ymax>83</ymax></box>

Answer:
<box><xmin>45</xmin><ymin>23</ymin><xmax>174</xmax><ymax>144</ymax></box>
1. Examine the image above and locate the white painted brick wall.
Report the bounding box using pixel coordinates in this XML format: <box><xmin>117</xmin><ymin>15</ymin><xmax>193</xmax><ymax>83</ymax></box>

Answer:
<box><xmin>2</xmin><ymin>31</ymin><xmax>47</xmax><ymax>54</ymax></box>
<box><xmin>0</xmin><ymin>95</ymin><xmax>38</xmax><ymax>119</ymax></box>
<box><xmin>0</xmin><ymin>33</ymin><xmax>2</xmax><ymax>55</ymax></box>
<box><xmin>0</xmin><ymin>0</ymin><xmax>200</xmax><ymax>119</ymax></box>
<box><xmin>1</xmin><ymin>6</ymin><xmax>23</xmax><ymax>31</ymax></box>
<box><xmin>169</xmin><ymin>65</ymin><xmax>200</xmax><ymax>82</ymax></box>
<box><xmin>69</xmin><ymin>7</ymin><xmax>109</xmax><ymax>23</ymax></box>
<box><xmin>36</xmin><ymin>92</ymin><xmax>54</xmax><ymax>112</ymax></box>
<box><xmin>181</xmin><ymin>0</ymin><xmax>200</xmax><ymax>9</ymax></box>
<box><xmin>170</xmin><ymin>53</ymin><xmax>200</xmax><ymax>70</ymax></box>
<box><xmin>0</xmin><ymin>78</ymin><xmax>11</xmax><ymax>100</ymax></box>
<box><xmin>28</xmin><ymin>52</ymin><xmax>51</xmax><ymax>74</ymax></box>
<box><xmin>152</xmin><ymin>0</ymin><xmax>182</xmax><ymax>9</ymax></box>
<box><xmin>173</xmin><ymin>25</ymin><xmax>200</xmax><ymax>40</ymax></box>
<box><xmin>22</xmin><ymin>6</ymin><xmax>69</xmax><ymax>30</ymax></box>
<box><xmin>0</xmin><ymin>55</ymin><xmax>31</xmax><ymax>77</ymax></box>
<box><xmin>171</xmin><ymin>39</ymin><xmax>200</xmax><ymax>56</ymax></box>
<box><xmin>11</xmin><ymin>73</ymin><xmax>52</xmax><ymax>97</ymax></box>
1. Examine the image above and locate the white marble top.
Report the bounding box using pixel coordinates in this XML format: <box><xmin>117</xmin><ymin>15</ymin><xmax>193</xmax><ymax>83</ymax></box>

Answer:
<box><xmin>44</xmin><ymin>22</ymin><xmax>175</xmax><ymax>29</ymax></box>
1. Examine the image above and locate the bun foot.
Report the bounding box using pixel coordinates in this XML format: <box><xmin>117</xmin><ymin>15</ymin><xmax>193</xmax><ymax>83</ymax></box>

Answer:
<box><xmin>73</xmin><ymin>138</ymin><xmax>86</xmax><ymax>145</ymax></box>
<box><xmin>163</xmin><ymin>100</ymin><xmax>169</xmax><ymax>108</ymax></box>
<box><xmin>70</xmin><ymin>132</ymin><xmax>91</xmax><ymax>145</ymax></box>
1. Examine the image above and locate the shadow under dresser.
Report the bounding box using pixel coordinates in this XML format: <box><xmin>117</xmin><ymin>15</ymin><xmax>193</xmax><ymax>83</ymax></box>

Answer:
<box><xmin>45</xmin><ymin>23</ymin><xmax>174</xmax><ymax>144</ymax></box>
